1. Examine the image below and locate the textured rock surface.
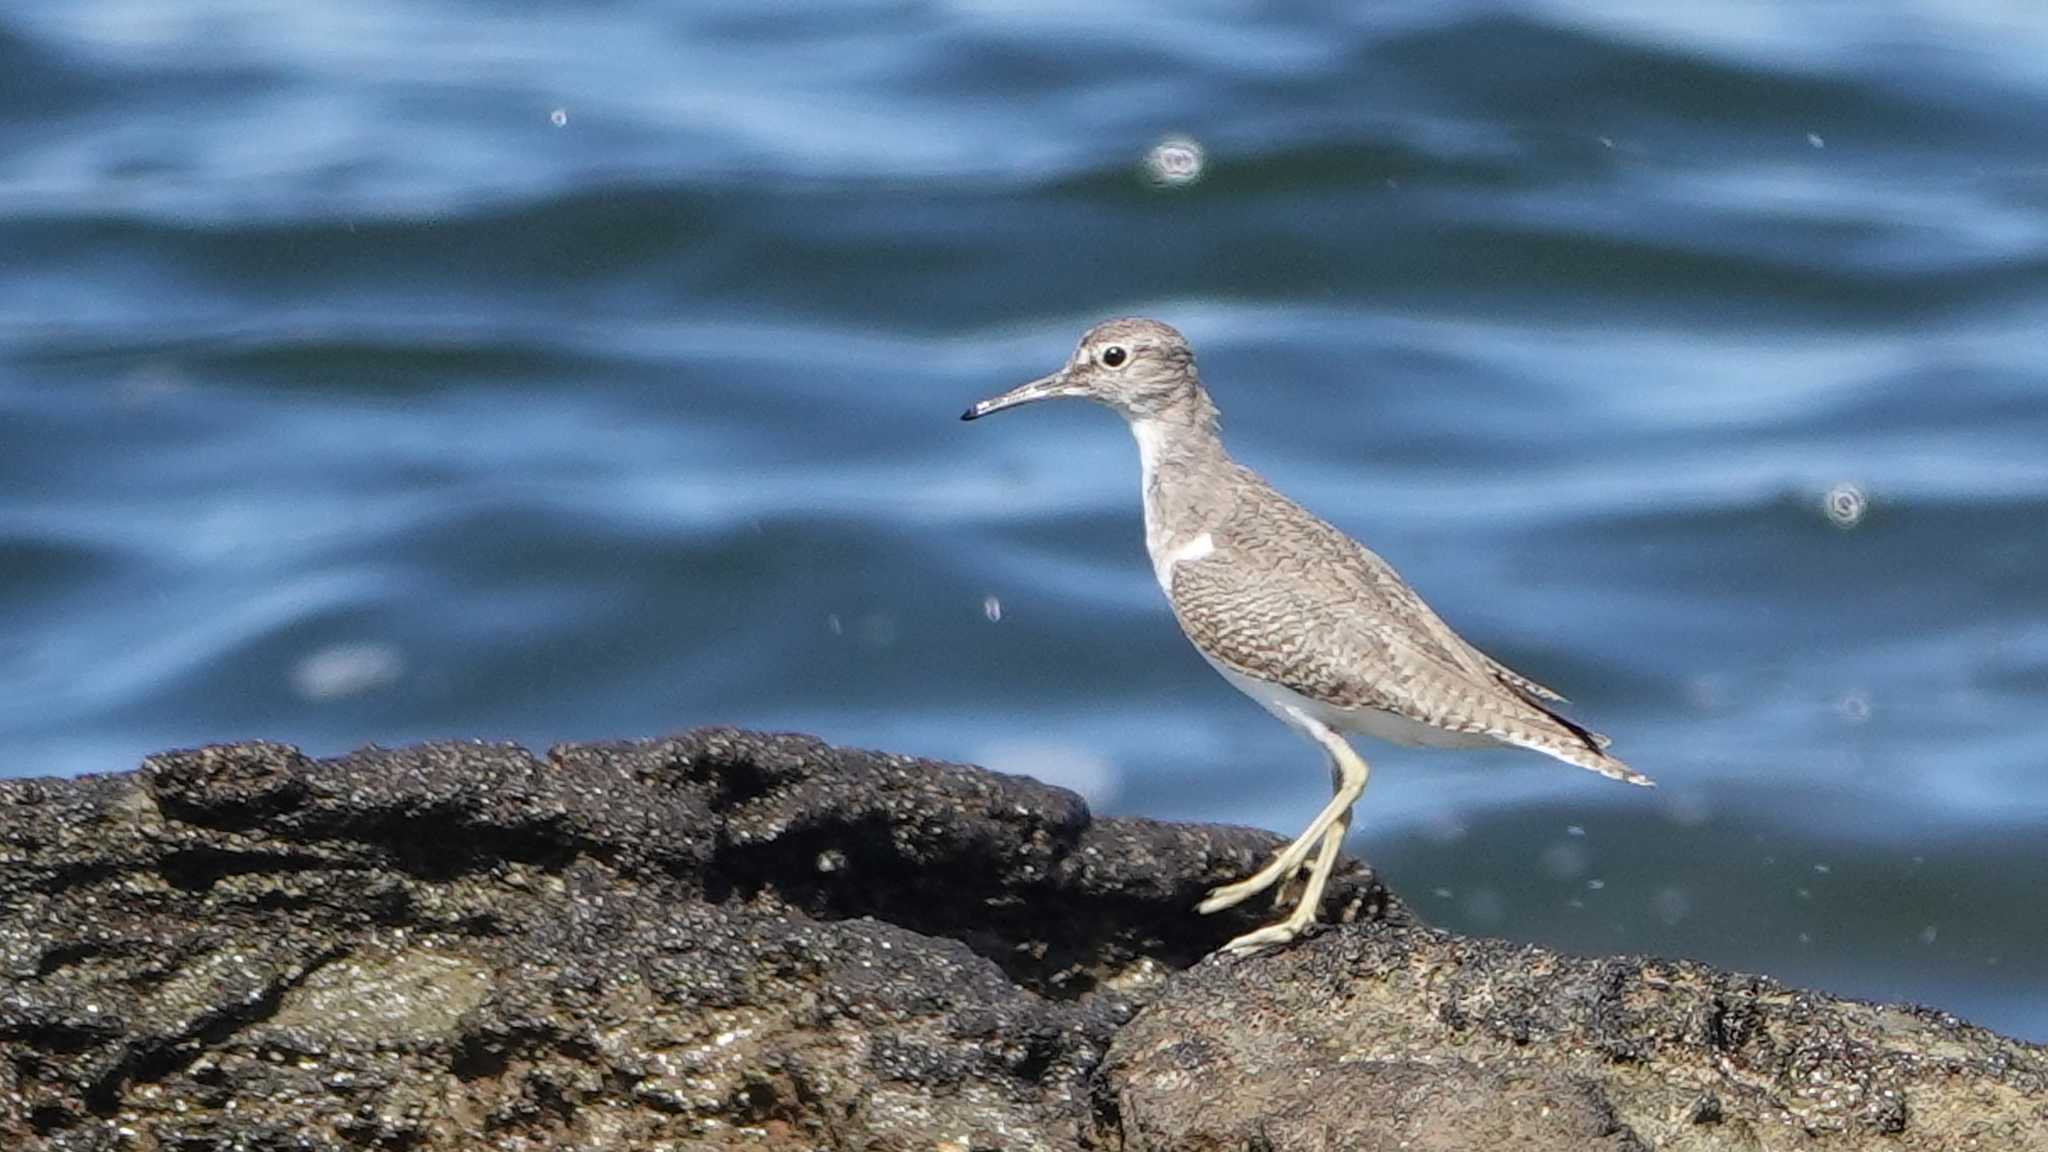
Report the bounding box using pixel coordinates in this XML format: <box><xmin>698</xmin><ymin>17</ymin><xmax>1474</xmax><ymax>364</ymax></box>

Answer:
<box><xmin>1</xmin><ymin>729</ymin><xmax>2040</xmax><ymax>1150</ymax></box>
<box><xmin>1104</xmin><ymin>924</ymin><xmax>2048</xmax><ymax>1150</ymax></box>
<box><xmin>0</xmin><ymin>729</ymin><xmax>1391</xmax><ymax>1150</ymax></box>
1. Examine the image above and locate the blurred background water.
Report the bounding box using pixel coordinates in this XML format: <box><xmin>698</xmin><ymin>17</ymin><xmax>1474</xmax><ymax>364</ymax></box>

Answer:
<box><xmin>3</xmin><ymin>2</ymin><xmax>2045</xmax><ymax>1039</ymax></box>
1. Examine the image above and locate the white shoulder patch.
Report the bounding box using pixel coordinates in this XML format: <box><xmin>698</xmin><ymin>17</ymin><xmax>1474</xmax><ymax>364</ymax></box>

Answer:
<box><xmin>1153</xmin><ymin>531</ymin><xmax>1214</xmax><ymax>590</ymax></box>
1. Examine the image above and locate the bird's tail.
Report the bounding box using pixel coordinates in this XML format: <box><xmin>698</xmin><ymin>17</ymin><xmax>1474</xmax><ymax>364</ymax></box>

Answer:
<box><xmin>1515</xmin><ymin>731</ymin><xmax>1654</xmax><ymax>787</ymax></box>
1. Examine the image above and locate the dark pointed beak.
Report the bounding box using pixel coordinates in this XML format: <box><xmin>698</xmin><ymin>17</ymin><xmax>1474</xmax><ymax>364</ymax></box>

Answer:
<box><xmin>961</xmin><ymin>370</ymin><xmax>1072</xmax><ymax>421</ymax></box>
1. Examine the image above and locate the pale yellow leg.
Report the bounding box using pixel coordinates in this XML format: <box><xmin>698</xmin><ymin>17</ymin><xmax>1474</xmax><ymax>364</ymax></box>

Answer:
<box><xmin>1267</xmin><ymin>755</ymin><xmax>1351</xmax><ymax>909</ymax></box>
<box><xmin>1221</xmin><ymin>805</ymin><xmax>1352</xmax><ymax>956</ymax></box>
<box><xmin>1199</xmin><ymin>711</ymin><xmax>1370</xmax><ymax>953</ymax></box>
<box><xmin>1195</xmin><ymin>783</ymin><xmax>1353</xmax><ymax>914</ymax></box>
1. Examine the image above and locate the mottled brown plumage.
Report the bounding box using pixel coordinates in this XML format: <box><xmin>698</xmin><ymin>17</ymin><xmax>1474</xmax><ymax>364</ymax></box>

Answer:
<box><xmin>1163</xmin><ymin>464</ymin><xmax>1644</xmax><ymax>783</ymax></box>
<box><xmin>964</xmin><ymin>316</ymin><xmax>1649</xmax><ymax>954</ymax></box>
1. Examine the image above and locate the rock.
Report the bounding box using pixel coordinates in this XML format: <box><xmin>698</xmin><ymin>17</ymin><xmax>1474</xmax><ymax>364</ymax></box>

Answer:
<box><xmin>0</xmin><ymin>729</ymin><xmax>1392</xmax><ymax>1150</ymax></box>
<box><xmin>1103</xmin><ymin>923</ymin><xmax>2048</xmax><ymax>1150</ymax></box>
<box><xmin>1</xmin><ymin>729</ymin><xmax>2041</xmax><ymax>1150</ymax></box>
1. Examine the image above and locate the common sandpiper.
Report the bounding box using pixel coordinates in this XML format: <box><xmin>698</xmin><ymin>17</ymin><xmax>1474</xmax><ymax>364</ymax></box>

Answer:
<box><xmin>963</xmin><ymin>317</ymin><xmax>1650</xmax><ymax>955</ymax></box>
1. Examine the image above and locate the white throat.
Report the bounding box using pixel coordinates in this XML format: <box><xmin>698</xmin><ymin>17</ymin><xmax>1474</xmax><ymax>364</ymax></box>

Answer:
<box><xmin>1132</xmin><ymin>418</ymin><xmax>1213</xmax><ymax>591</ymax></box>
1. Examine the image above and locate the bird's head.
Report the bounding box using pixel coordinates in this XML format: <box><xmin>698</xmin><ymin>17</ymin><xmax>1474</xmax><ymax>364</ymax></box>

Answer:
<box><xmin>962</xmin><ymin>317</ymin><xmax>1201</xmax><ymax>423</ymax></box>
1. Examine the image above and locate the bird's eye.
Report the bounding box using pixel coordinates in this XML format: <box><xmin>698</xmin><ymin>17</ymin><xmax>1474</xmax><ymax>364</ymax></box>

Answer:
<box><xmin>1100</xmin><ymin>346</ymin><xmax>1128</xmax><ymax>368</ymax></box>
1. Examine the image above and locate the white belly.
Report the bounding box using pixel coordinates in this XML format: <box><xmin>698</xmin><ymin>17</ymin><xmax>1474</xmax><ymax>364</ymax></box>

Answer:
<box><xmin>1206</xmin><ymin>656</ymin><xmax>1500</xmax><ymax>750</ymax></box>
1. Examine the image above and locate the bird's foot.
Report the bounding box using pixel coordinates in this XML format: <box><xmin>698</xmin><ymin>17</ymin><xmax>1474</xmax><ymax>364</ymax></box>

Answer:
<box><xmin>1216</xmin><ymin>908</ymin><xmax>1319</xmax><ymax>957</ymax></box>
<box><xmin>1196</xmin><ymin>872</ymin><xmax>1270</xmax><ymax>915</ymax></box>
<box><xmin>1197</xmin><ymin>848</ymin><xmax>1315</xmax><ymax>914</ymax></box>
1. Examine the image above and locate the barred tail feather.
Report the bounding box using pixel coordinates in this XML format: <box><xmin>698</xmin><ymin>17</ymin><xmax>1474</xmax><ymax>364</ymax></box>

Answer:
<box><xmin>1515</xmin><ymin>734</ymin><xmax>1654</xmax><ymax>787</ymax></box>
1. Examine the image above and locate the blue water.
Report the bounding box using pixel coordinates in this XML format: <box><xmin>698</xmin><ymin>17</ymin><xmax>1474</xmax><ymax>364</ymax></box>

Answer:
<box><xmin>4</xmin><ymin>3</ymin><xmax>2046</xmax><ymax>1039</ymax></box>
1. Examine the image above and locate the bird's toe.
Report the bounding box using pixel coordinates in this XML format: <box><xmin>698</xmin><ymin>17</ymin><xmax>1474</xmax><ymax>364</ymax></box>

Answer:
<box><xmin>1196</xmin><ymin>884</ymin><xmax>1255</xmax><ymax>915</ymax></box>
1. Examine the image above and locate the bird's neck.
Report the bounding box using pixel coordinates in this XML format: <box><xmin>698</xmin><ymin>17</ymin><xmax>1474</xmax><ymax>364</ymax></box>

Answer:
<box><xmin>1130</xmin><ymin>387</ymin><xmax>1226</xmax><ymax>469</ymax></box>
<box><xmin>1132</xmin><ymin>399</ymin><xmax>1227</xmax><ymax>485</ymax></box>
<box><xmin>1131</xmin><ymin>392</ymin><xmax>1233</xmax><ymax>583</ymax></box>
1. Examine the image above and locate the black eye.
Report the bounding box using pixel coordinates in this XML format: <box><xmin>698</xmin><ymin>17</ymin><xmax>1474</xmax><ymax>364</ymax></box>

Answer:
<box><xmin>1100</xmin><ymin>346</ymin><xmax>1128</xmax><ymax>368</ymax></box>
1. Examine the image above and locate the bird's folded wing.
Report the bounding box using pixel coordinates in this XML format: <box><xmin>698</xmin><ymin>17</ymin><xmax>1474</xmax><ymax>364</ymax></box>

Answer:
<box><xmin>1167</xmin><ymin>550</ymin><xmax>1636</xmax><ymax>779</ymax></box>
<box><xmin>1169</xmin><ymin>550</ymin><xmax>1508</xmax><ymax>723</ymax></box>
<box><xmin>1316</xmin><ymin>533</ymin><xmax>1575</xmax><ymax>706</ymax></box>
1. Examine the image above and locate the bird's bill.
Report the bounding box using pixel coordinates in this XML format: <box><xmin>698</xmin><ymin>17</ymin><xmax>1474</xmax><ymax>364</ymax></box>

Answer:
<box><xmin>960</xmin><ymin>370</ymin><xmax>1074</xmax><ymax>421</ymax></box>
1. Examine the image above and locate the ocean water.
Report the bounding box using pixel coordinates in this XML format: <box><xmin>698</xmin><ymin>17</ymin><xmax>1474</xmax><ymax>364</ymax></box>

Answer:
<box><xmin>3</xmin><ymin>3</ymin><xmax>2045</xmax><ymax>1039</ymax></box>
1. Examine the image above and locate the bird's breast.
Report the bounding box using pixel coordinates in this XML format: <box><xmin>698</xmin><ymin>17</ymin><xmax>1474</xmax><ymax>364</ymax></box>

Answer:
<box><xmin>1132</xmin><ymin>418</ymin><xmax>1226</xmax><ymax>593</ymax></box>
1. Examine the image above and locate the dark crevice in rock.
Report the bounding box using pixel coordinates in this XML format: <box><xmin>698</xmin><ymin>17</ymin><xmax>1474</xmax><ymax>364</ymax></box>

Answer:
<box><xmin>5</xmin><ymin>1016</ymin><xmax>119</xmax><ymax>1055</ymax></box>
<box><xmin>152</xmin><ymin>781</ymin><xmax>314</xmax><ymax>834</ymax></box>
<box><xmin>451</xmin><ymin>1022</ymin><xmax>596</xmax><ymax>1084</ymax></box>
<box><xmin>682</xmin><ymin>745</ymin><xmax>786</xmax><ymax>814</ymax></box>
<box><xmin>29</xmin><ymin>860</ymin><xmax>121</xmax><ymax>893</ymax></box>
<box><xmin>27</xmin><ymin>1103</ymin><xmax>70</xmax><ymax>1137</ymax></box>
<box><xmin>313</xmin><ymin>808</ymin><xmax>593</xmax><ymax>880</ymax></box>
<box><xmin>705</xmin><ymin>813</ymin><xmax>1136</xmax><ymax>998</ymax></box>
<box><xmin>702</xmin><ymin>811</ymin><xmax>910</xmax><ymax>909</ymax></box>
<box><xmin>982</xmin><ymin>888</ymin><xmax>1247</xmax><ymax>1000</ymax></box>
<box><xmin>1086</xmin><ymin>1062</ymin><xmax>1124</xmax><ymax>1146</ymax></box>
<box><xmin>34</xmin><ymin>939</ymin><xmax>132</xmax><ymax>978</ymax></box>
<box><xmin>83</xmin><ymin>948</ymin><xmax>344</xmax><ymax>1118</ymax></box>
<box><xmin>156</xmin><ymin>846</ymin><xmax>342</xmax><ymax>892</ymax></box>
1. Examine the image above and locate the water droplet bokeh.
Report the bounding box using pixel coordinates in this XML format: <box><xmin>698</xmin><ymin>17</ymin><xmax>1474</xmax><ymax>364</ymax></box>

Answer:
<box><xmin>1144</xmin><ymin>135</ymin><xmax>1204</xmax><ymax>187</ymax></box>
<box><xmin>291</xmin><ymin>643</ymin><xmax>403</xmax><ymax>702</ymax></box>
<box><xmin>1823</xmin><ymin>482</ymin><xmax>1867</xmax><ymax>528</ymax></box>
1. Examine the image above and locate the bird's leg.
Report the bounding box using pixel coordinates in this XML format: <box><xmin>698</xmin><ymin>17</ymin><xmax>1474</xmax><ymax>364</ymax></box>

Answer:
<box><xmin>1198</xmin><ymin>714</ymin><xmax>1370</xmax><ymax>932</ymax></box>
<box><xmin>1196</xmin><ymin>784</ymin><xmax>1348</xmax><ymax>914</ymax></box>
<box><xmin>1222</xmin><ymin>804</ymin><xmax>1352</xmax><ymax>956</ymax></box>
<box><xmin>1269</xmin><ymin>753</ymin><xmax>1349</xmax><ymax>909</ymax></box>
<box><xmin>1196</xmin><ymin>724</ymin><xmax>1359</xmax><ymax>915</ymax></box>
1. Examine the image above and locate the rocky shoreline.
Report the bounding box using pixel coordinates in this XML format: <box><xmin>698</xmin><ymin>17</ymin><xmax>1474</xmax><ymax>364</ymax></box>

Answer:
<box><xmin>2</xmin><ymin>729</ymin><xmax>2041</xmax><ymax>1149</ymax></box>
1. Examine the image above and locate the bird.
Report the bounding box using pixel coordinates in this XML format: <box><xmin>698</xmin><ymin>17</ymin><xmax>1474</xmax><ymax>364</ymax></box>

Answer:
<box><xmin>962</xmin><ymin>317</ymin><xmax>1650</xmax><ymax>956</ymax></box>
